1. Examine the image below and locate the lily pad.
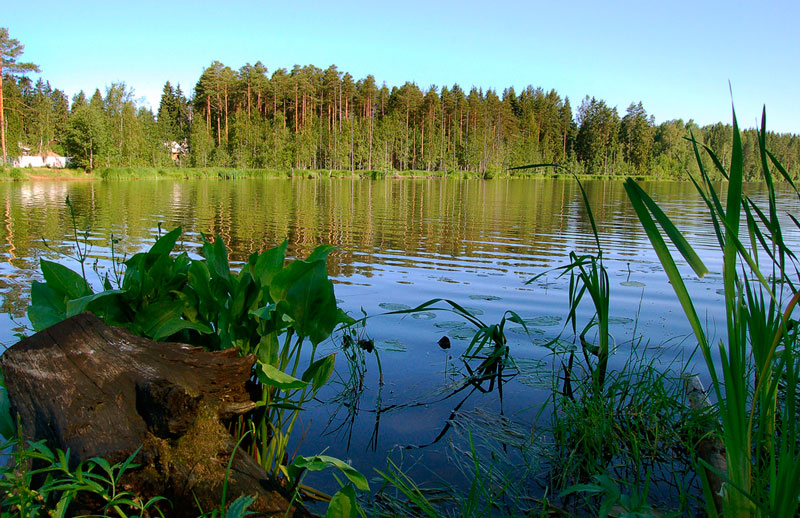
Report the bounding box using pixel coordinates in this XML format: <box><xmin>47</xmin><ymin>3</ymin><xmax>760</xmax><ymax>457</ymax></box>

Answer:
<box><xmin>435</xmin><ymin>320</ymin><xmax>470</xmax><ymax>330</ymax></box>
<box><xmin>379</xmin><ymin>302</ymin><xmax>411</xmax><ymax>311</ymax></box>
<box><xmin>523</xmin><ymin>316</ymin><xmax>562</xmax><ymax>327</ymax></box>
<box><xmin>508</xmin><ymin>326</ymin><xmax>545</xmax><ymax>336</ymax></box>
<box><xmin>380</xmin><ymin>339</ymin><xmax>406</xmax><ymax>352</ymax></box>
<box><xmin>411</xmin><ymin>311</ymin><xmax>437</xmax><ymax>320</ymax></box>
<box><xmin>608</xmin><ymin>316</ymin><xmax>634</xmax><ymax>325</ymax></box>
<box><xmin>450</xmin><ymin>327</ymin><xmax>476</xmax><ymax>341</ymax></box>
<box><xmin>515</xmin><ymin>358</ymin><xmax>551</xmax><ymax>388</ymax></box>
<box><xmin>460</xmin><ymin>306</ymin><xmax>484</xmax><ymax>316</ymax></box>
<box><xmin>620</xmin><ymin>281</ymin><xmax>646</xmax><ymax>288</ymax></box>
<box><xmin>469</xmin><ymin>294</ymin><xmax>501</xmax><ymax>301</ymax></box>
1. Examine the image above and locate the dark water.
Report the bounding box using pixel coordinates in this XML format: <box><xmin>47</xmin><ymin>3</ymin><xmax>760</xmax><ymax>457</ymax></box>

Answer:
<box><xmin>0</xmin><ymin>177</ymin><xmax>797</xmax><ymax>498</ymax></box>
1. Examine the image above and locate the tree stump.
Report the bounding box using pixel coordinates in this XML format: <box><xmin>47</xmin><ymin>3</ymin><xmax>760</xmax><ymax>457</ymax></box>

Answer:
<box><xmin>1</xmin><ymin>312</ymin><xmax>310</xmax><ymax>517</ymax></box>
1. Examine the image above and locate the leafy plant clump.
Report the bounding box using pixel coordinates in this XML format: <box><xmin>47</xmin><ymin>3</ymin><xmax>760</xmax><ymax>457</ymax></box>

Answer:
<box><xmin>24</xmin><ymin>226</ymin><xmax>368</xmax><ymax>510</ymax></box>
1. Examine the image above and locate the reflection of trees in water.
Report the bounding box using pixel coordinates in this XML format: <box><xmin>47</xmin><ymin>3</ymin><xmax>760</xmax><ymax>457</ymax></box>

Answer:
<box><xmin>0</xmin><ymin>178</ymin><xmax>718</xmax><ymax>318</ymax></box>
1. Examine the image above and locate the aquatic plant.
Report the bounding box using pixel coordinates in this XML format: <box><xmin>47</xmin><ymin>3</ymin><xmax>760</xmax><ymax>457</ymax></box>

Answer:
<box><xmin>0</xmin><ymin>429</ymin><xmax>168</xmax><ymax>517</ymax></box>
<box><xmin>24</xmin><ymin>223</ymin><xmax>367</xmax><ymax>509</ymax></box>
<box><xmin>625</xmin><ymin>107</ymin><xmax>800</xmax><ymax>516</ymax></box>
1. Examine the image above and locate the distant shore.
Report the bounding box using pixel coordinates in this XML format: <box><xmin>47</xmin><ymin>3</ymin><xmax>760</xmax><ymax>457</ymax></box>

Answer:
<box><xmin>0</xmin><ymin>166</ymin><xmax>669</xmax><ymax>182</ymax></box>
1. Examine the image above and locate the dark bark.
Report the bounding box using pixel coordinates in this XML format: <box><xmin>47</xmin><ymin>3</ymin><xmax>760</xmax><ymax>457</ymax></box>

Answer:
<box><xmin>1</xmin><ymin>313</ymin><xmax>310</xmax><ymax>518</ymax></box>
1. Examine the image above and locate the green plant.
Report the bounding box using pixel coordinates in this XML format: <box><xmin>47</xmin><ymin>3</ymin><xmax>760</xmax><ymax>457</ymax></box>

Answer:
<box><xmin>547</xmin><ymin>337</ymin><xmax>700</xmax><ymax>515</ymax></box>
<box><xmin>0</xmin><ymin>433</ymin><xmax>167</xmax><ymax>517</ymax></box>
<box><xmin>625</xmin><ymin>107</ymin><xmax>800</xmax><ymax>517</ymax></box>
<box><xmin>559</xmin><ymin>472</ymin><xmax>673</xmax><ymax>518</ymax></box>
<box><xmin>286</xmin><ymin>454</ymin><xmax>369</xmax><ymax>517</ymax></box>
<box><xmin>510</xmin><ymin>166</ymin><xmax>613</xmax><ymax>388</ymax></box>
<box><xmin>27</xmin><ymin>226</ymin><xmax>352</xmax><ymax>482</ymax></box>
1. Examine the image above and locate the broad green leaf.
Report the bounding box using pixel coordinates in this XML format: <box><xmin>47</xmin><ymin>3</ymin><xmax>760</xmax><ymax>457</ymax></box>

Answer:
<box><xmin>65</xmin><ymin>290</ymin><xmax>126</xmax><ymax>318</ymax></box>
<box><xmin>272</xmin><ymin>260</ymin><xmax>338</xmax><ymax>345</ymax></box>
<box><xmin>230</xmin><ymin>273</ymin><xmax>255</xmax><ymax>319</ymax></box>
<box><xmin>151</xmin><ymin>319</ymin><xmax>213</xmax><ymax>342</ymax></box>
<box><xmin>256</xmin><ymin>362</ymin><xmax>307</xmax><ymax>390</ymax></box>
<box><xmin>28</xmin><ymin>303</ymin><xmax>66</xmax><ymax>331</ymax></box>
<box><xmin>203</xmin><ymin>235</ymin><xmax>231</xmax><ymax>284</ymax></box>
<box><xmin>255</xmin><ymin>332</ymin><xmax>278</xmax><ymax>366</ymax></box>
<box><xmin>302</xmin><ymin>353</ymin><xmax>336</xmax><ymax>391</ymax></box>
<box><xmin>249</xmin><ymin>304</ymin><xmax>276</xmax><ymax>322</ymax></box>
<box><xmin>289</xmin><ymin>455</ymin><xmax>369</xmax><ymax>491</ymax></box>
<box><xmin>306</xmin><ymin>244</ymin><xmax>338</xmax><ymax>263</ymax></box>
<box><xmin>31</xmin><ymin>280</ymin><xmax>66</xmax><ymax>313</ymax></box>
<box><xmin>133</xmin><ymin>300</ymin><xmax>186</xmax><ymax>339</ymax></box>
<box><xmin>326</xmin><ymin>485</ymin><xmax>359</xmax><ymax>518</ymax></box>
<box><xmin>226</xmin><ymin>494</ymin><xmax>256</xmax><ymax>518</ymax></box>
<box><xmin>269</xmin><ymin>259</ymin><xmax>317</xmax><ymax>301</ymax></box>
<box><xmin>188</xmin><ymin>261</ymin><xmax>215</xmax><ymax>308</ymax></box>
<box><xmin>0</xmin><ymin>372</ymin><xmax>14</xmax><ymax>439</ymax></box>
<box><xmin>251</xmin><ymin>240</ymin><xmax>288</xmax><ymax>286</ymax></box>
<box><xmin>40</xmin><ymin>260</ymin><xmax>91</xmax><ymax>300</ymax></box>
<box><xmin>148</xmin><ymin>226</ymin><xmax>181</xmax><ymax>256</ymax></box>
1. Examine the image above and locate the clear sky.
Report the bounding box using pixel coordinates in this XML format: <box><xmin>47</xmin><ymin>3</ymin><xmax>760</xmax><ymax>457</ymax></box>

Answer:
<box><xmin>6</xmin><ymin>0</ymin><xmax>799</xmax><ymax>133</ymax></box>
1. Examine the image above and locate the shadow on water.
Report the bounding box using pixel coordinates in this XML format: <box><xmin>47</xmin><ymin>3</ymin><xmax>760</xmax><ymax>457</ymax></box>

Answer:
<box><xmin>324</xmin><ymin>324</ymin><xmax>520</xmax><ymax>453</ymax></box>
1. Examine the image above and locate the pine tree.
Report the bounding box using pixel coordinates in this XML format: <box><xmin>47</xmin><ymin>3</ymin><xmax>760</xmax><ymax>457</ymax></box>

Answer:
<box><xmin>0</xmin><ymin>27</ymin><xmax>39</xmax><ymax>162</ymax></box>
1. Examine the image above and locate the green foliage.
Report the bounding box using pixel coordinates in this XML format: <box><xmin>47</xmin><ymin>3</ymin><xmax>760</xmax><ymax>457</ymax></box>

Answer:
<box><xmin>625</xmin><ymin>108</ymin><xmax>800</xmax><ymax>516</ymax></box>
<box><xmin>0</xmin><ymin>434</ymin><xmax>167</xmax><ymax>517</ymax></box>
<box><xmin>27</xmin><ymin>224</ymin><xmax>353</xmax><ymax>483</ymax></box>
<box><xmin>0</xmin><ymin>371</ymin><xmax>14</xmax><ymax>439</ymax></box>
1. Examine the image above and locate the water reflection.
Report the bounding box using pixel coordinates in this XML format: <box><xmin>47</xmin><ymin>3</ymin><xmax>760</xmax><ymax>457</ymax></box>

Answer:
<box><xmin>0</xmin><ymin>177</ymin><xmax>798</xmax><ymax>495</ymax></box>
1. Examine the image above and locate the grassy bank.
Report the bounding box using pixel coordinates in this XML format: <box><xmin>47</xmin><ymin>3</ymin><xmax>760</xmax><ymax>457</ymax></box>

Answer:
<box><xmin>0</xmin><ymin>165</ymin><xmax>671</xmax><ymax>182</ymax></box>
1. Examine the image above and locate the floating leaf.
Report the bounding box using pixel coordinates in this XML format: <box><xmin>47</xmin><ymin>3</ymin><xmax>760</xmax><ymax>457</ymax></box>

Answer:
<box><xmin>380</xmin><ymin>339</ymin><xmax>406</xmax><ymax>352</ymax></box>
<box><xmin>524</xmin><ymin>316</ymin><xmax>562</xmax><ymax>327</ymax></box>
<box><xmin>508</xmin><ymin>326</ymin><xmax>544</xmax><ymax>336</ymax></box>
<box><xmin>411</xmin><ymin>311</ymin><xmax>437</xmax><ymax>320</ymax></box>
<box><xmin>620</xmin><ymin>280</ymin><xmax>646</xmax><ymax>287</ymax></box>
<box><xmin>608</xmin><ymin>316</ymin><xmax>634</xmax><ymax>325</ymax></box>
<box><xmin>379</xmin><ymin>302</ymin><xmax>411</xmax><ymax>311</ymax></box>
<box><xmin>515</xmin><ymin>358</ymin><xmax>551</xmax><ymax>388</ymax></box>
<box><xmin>461</xmin><ymin>306</ymin><xmax>484</xmax><ymax>316</ymax></box>
<box><xmin>434</xmin><ymin>321</ymin><xmax>469</xmax><ymax>330</ymax></box>
<box><xmin>450</xmin><ymin>328</ymin><xmax>476</xmax><ymax>341</ymax></box>
<box><xmin>468</xmin><ymin>294</ymin><xmax>501</xmax><ymax>301</ymax></box>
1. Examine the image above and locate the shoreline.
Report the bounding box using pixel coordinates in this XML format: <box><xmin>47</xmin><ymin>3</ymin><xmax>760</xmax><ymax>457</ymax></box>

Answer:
<box><xmin>1</xmin><ymin>166</ymin><xmax>674</xmax><ymax>182</ymax></box>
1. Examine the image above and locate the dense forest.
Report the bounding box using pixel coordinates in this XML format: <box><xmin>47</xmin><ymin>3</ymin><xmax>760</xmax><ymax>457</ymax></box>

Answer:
<box><xmin>4</xmin><ymin>59</ymin><xmax>799</xmax><ymax>179</ymax></box>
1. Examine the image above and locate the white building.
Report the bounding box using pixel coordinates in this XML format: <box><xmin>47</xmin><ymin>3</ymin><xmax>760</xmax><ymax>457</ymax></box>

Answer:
<box><xmin>11</xmin><ymin>147</ymin><xmax>71</xmax><ymax>168</ymax></box>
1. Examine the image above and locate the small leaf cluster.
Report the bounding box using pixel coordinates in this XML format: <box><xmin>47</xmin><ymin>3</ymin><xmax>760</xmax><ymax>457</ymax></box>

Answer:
<box><xmin>0</xmin><ymin>435</ymin><xmax>166</xmax><ymax>518</ymax></box>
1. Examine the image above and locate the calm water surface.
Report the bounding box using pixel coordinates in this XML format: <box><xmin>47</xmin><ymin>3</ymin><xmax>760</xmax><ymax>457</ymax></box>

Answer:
<box><xmin>0</xmin><ymin>177</ymin><xmax>797</xmax><ymax>496</ymax></box>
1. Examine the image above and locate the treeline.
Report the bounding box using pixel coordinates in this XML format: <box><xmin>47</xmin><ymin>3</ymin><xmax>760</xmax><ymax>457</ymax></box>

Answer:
<box><xmin>5</xmin><ymin>60</ymin><xmax>800</xmax><ymax>179</ymax></box>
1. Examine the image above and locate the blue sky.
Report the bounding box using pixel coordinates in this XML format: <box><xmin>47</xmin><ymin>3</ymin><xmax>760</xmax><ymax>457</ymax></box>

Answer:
<box><xmin>7</xmin><ymin>0</ymin><xmax>799</xmax><ymax>133</ymax></box>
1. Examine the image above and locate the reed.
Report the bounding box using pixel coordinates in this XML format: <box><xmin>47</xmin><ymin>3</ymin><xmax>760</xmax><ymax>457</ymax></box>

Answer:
<box><xmin>625</xmin><ymin>107</ymin><xmax>800</xmax><ymax>516</ymax></box>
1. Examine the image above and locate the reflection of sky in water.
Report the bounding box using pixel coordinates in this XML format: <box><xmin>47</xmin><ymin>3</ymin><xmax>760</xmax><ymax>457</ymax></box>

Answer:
<box><xmin>0</xmin><ymin>178</ymin><xmax>798</xmax><ymax>498</ymax></box>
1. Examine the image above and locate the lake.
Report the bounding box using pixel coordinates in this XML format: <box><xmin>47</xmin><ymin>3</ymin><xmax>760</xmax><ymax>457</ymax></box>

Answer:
<box><xmin>1</xmin><ymin>177</ymin><xmax>797</xmax><ymax>501</ymax></box>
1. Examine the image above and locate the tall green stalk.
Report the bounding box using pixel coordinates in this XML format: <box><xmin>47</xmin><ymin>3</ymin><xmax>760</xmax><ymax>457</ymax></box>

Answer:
<box><xmin>625</xmin><ymin>107</ymin><xmax>800</xmax><ymax>517</ymax></box>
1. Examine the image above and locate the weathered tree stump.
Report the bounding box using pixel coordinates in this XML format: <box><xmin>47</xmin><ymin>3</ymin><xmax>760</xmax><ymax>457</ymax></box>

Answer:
<box><xmin>1</xmin><ymin>313</ymin><xmax>310</xmax><ymax>517</ymax></box>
